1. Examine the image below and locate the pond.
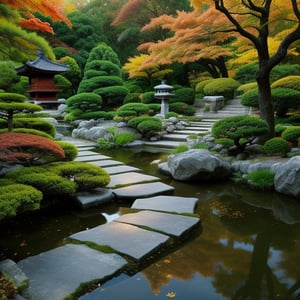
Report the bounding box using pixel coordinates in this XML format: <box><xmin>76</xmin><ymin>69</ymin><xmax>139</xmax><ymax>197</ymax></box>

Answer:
<box><xmin>1</xmin><ymin>148</ymin><xmax>300</xmax><ymax>300</ymax></box>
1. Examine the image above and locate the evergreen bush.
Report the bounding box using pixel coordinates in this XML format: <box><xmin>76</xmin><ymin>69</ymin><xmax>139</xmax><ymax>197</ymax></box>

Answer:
<box><xmin>271</xmin><ymin>75</ymin><xmax>300</xmax><ymax>91</ymax></box>
<box><xmin>169</xmin><ymin>102</ymin><xmax>195</xmax><ymax>115</ymax></box>
<box><xmin>146</xmin><ymin>104</ymin><xmax>161</xmax><ymax>115</ymax></box>
<box><xmin>236</xmin><ymin>82</ymin><xmax>257</xmax><ymax>96</ymax></box>
<box><xmin>171</xmin><ymin>88</ymin><xmax>195</xmax><ymax>105</ymax></box>
<box><xmin>141</xmin><ymin>92</ymin><xmax>157</xmax><ymax>104</ymax></box>
<box><xmin>123</xmin><ymin>93</ymin><xmax>141</xmax><ymax>104</ymax></box>
<box><xmin>272</xmin><ymin>88</ymin><xmax>300</xmax><ymax>117</ymax></box>
<box><xmin>281</xmin><ymin>126</ymin><xmax>300</xmax><ymax>144</ymax></box>
<box><xmin>203</xmin><ymin>78</ymin><xmax>240</xmax><ymax>100</ymax></box>
<box><xmin>212</xmin><ymin>115</ymin><xmax>269</xmax><ymax>151</ymax></box>
<box><xmin>56</xmin><ymin>141</ymin><xmax>78</xmax><ymax>161</ymax></box>
<box><xmin>0</xmin><ymin>183</ymin><xmax>42</xmax><ymax>220</ymax></box>
<box><xmin>117</xmin><ymin>102</ymin><xmax>149</xmax><ymax>115</ymax></box>
<box><xmin>263</xmin><ymin>137</ymin><xmax>291</xmax><ymax>156</ymax></box>
<box><xmin>136</xmin><ymin>119</ymin><xmax>162</xmax><ymax>137</ymax></box>
<box><xmin>94</xmin><ymin>86</ymin><xmax>129</xmax><ymax>107</ymax></box>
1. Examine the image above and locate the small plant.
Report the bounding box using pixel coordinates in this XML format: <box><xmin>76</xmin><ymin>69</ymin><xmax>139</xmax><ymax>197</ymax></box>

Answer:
<box><xmin>192</xmin><ymin>142</ymin><xmax>208</xmax><ymax>149</ymax></box>
<box><xmin>204</xmin><ymin>103</ymin><xmax>210</xmax><ymax>112</ymax></box>
<box><xmin>0</xmin><ymin>274</ymin><xmax>17</xmax><ymax>299</ymax></box>
<box><xmin>215</xmin><ymin>138</ymin><xmax>234</xmax><ymax>148</ymax></box>
<box><xmin>263</xmin><ymin>137</ymin><xmax>291</xmax><ymax>156</ymax></box>
<box><xmin>171</xmin><ymin>144</ymin><xmax>189</xmax><ymax>154</ymax></box>
<box><xmin>165</xmin><ymin>111</ymin><xmax>178</xmax><ymax>118</ymax></box>
<box><xmin>246</xmin><ymin>169</ymin><xmax>275</xmax><ymax>190</ymax></box>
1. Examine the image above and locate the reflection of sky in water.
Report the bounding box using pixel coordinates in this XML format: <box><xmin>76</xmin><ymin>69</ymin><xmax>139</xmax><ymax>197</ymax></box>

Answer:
<box><xmin>82</xmin><ymin>273</ymin><xmax>225</xmax><ymax>300</ymax></box>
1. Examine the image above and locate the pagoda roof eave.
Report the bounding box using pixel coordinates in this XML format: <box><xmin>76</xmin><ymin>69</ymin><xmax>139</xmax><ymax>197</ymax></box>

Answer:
<box><xmin>15</xmin><ymin>50</ymin><xmax>69</xmax><ymax>75</ymax></box>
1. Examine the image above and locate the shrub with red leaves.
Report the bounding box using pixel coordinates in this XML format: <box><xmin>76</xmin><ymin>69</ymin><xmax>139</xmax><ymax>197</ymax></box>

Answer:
<box><xmin>0</xmin><ymin>132</ymin><xmax>65</xmax><ymax>165</ymax></box>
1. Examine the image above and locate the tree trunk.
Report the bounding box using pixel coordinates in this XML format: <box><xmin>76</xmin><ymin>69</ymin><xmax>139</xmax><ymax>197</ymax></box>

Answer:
<box><xmin>7</xmin><ymin>111</ymin><xmax>13</xmax><ymax>132</ymax></box>
<box><xmin>256</xmin><ymin>67</ymin><xmax>275</xmax><ymax>138</ymax></box>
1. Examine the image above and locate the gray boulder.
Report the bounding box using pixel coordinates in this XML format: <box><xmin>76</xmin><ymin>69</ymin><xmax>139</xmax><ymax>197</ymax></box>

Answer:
<box><xmin>167</xmin><ymin>149</ymin><xmax>231</xmax><ymax>181</ymax></box>
<box><xmin>274</xmin><ymin>156</ymin><xmax>300</xmax><ymax>198</ymax></box>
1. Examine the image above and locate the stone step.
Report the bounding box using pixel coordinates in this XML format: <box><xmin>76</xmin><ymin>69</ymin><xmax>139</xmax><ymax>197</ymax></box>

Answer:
<box><xmin>143</xmin><ymin>140</ymin><xmax>182</xmax><ymax>148</ymax></box>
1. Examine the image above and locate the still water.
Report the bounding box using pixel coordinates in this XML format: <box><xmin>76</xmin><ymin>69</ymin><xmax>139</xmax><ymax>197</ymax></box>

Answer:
<box><xmin>1</xmin><ymin>148</ymin><xmax>300</xmax><ymax>300</ymax></box>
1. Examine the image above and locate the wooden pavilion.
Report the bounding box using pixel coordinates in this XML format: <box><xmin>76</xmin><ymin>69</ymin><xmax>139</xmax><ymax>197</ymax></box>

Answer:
<box><xmin>15</xmin><ymin>49</ymin><xmax>69</xmax><ymax>105</ymax></box>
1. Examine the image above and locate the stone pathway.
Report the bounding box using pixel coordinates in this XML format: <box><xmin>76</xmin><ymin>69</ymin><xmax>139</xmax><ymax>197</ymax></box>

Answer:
<box><xmin>3</xmin><ymin>141</ymin><xmax>201</xmax><ymax>300</ymax></box>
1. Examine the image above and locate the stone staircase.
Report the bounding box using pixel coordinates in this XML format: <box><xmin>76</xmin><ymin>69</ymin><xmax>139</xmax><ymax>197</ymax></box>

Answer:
<box><xmin>144</xmin><ymin>98</ymin><xmax>249</xmax><ymax>150</ymax></box>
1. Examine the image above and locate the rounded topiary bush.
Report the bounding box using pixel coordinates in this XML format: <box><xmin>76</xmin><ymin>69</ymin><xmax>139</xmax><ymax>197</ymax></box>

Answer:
<box><xmin>136</xmin><ymin>118</ymin><xmax>162</xmax><ymax>138</ymax></box>
<box><xmin>272</xmin><ymin>88</ymin><xmax>300</xmax><ymax>117</ymax></box>
<box><xmin>146</xmin><ymin>103</ymin><xmax>161</xmax><ymax>115</ymax></box>
<box><xmin>169</xmin><ymin>102</ymin><xmax>195</xmax><ymax>115</ymax></box>
<box><xmin>281</xmin><ymin>126</ymin><xmax>300</xmax><ymax>144</ymax></box>
<box><xmin>234</xmin><ymin>64</ymin><xmax>258</xmax><ymax>84</ymax></box>
<box><xmin>263</xmin><ymin>137</ymin><xmax>291</xmax><ymax>156</ymax></box>
<box><xmin>240</xmin><ymin>89</ymin><xmax>259</xmax><ymax>107</ymax></box>
<box><xmin>271</xmin><ymin>75</ymin><xmax>300</xmax><ymax>91</ymax></box>
<box><xmin>203</xmin><ymin>78</ymin><xmax>241</xmax><ymax>100</ymax></box>
<box><xmin>195</xmin><ymin>79</ymin><xmax>214</xmax><ymax>98</ymax></box>
<box><xmin>56</xmin><ymin>141</ymin><xmax>78</xmax><ymax>161</ymax></box>
<box><xmin>171</xmin><ymin>88</ymin><xmax>195</xmax><ymax>105</ymax></box>
<box><xmin>236</xmin><ymin>82</ymin><xmax>257</xmax><ymax>96</ymax></box>
<box><xmin>141</xmin><ymin>92</ymin><xmax>157</xmax><ymax>104</ymax></box>
<box><xmin>117</xmin><ymin>102</ymin><xmax>149</xmax><ymax>116</ymax></box>
<box><xmin>123</xmin><ymin>93</ymin><xmax>141</xmax><ymax>104</ymax></box>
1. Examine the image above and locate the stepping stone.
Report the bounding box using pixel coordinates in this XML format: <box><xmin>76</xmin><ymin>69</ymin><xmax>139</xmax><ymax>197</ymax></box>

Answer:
<box><xmin>107</xmin><ymin>172</ymin><xmax>159</xmax><ymax>188</ymax></box>
<box><xmin>115</xmin><ymin>210</ymin><xmax>200</xmax><ymax>238</ymax></box>
<box><xmin>89</xmin><ymin>160</ymin><xmax>124</xmax><ymax>167</ymax></box>
<box><xmin>77</xmin><ymin>150</ymin><xmax>99</xmax><ymax>156</ymax></box>
<box><xmin>17</xmin><ymin>244</ymin><xmax>127</xmax><ymax>300</ymax></box>
<box><xmin>75</xmin><ymin>154</ymin><xmax>111</xmax><ymax>162</ymax></box>
<box><xmin>112</xmin><ymin>182</ymin><xmax>175</xmax><ymax>200</ymax></box>
<box><xmin>70</xmin><ymin>222</ymin><xmax>169</xmax><ymax>261</ymax></box>
<box><xmin>103</xmin><ymin>165</ymin><xmax>141</xmax><ymax>175</ymax></box>
<box><xmin>74</xmin><ymin>188</ymin><xmax>115</xmax><ymax>209</ymax></box>
<box><xmin>131</xmin><ymin>195</ymin><xmax>199</xmax><ymax>213</ymax></box>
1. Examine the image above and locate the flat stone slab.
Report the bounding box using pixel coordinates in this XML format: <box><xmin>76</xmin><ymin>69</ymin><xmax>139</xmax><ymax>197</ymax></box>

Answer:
<box><xmin>77</xmin><ymin>150</ymin><xmax>100</xmax><ymax>156</ymax></box>
<box><xmin>70</xmin><ymin>222</ymin><xmax>169</xmax><ymax>260</ymax></box>
<box><xmin>103</xmin><ymin>165</ymin><xmax>141</xmax><ymax>175</ymax></box>
<box><xmin>112</xmin><ymin>182</ymin><xmax>175</xmax><ymax>200</ymax></box>
<box><xmin>115</xmin><ymin>210</ymin><xmax>200</xmax><ymax>237</ymax></box>
<box><xmin>75</xmin><ymin>154</ymin><xmax>111</xmax><ymax>162</ymax></box>
<box><xmin>131</xmin><ymin>195</ymin><xmax>199</xmax><ymax>213</ymax></box>
<box><xmin>89</xmin><ymin>160</ymin><xmax>124</xmax><ymax>167</ymax></box>
<box><xmin>17</xmin><ymin>244</ymin><xmax>127</xmax><ymax>300</ymax></box>
<box><xmin>74</xmin><ymin>188</ymin><xmax>115</xmax><ymax>209</ymax></box>
<box><xmin>107</xmin><ymin>172</ymin><xmax>159</xmax><ymax>188</ymax></box>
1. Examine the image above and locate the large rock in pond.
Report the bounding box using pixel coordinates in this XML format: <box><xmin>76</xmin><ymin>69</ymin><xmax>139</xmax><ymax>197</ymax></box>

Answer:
<box><xmin>167</xmin><ymin>149</ymin><xmax>231</xmax><ymax>181</ymax></box>
<box><xmin>274</xmin><ymin>156</ymin><xmax>300</xmax><ymax>198</ymax></box>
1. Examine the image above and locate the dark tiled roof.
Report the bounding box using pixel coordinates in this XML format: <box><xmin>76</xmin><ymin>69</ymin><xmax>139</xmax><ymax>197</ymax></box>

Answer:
<box><xmin>16</xmin><ymin>49</ymin><xmax>69</xmax><ymax>74</ymax></box>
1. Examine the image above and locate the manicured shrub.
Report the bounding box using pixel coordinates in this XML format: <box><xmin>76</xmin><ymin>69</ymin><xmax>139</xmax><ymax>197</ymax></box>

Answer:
<box><xmin>128</xmin><ymin>116</ymin><xmax>160</xmax><ymax>128</ymax></box>
<box><xmin>203</xmin><ymin>78</ymin><xmax>240</xmax><ymax>100</ymax></box>
<box><xmin>0</xmin><ymin>128</ymin><xmax>54</xmax><ymax>139</ymax></box>
<box><xmin>195</xmin><ymin>79</ymin><xmax>214</xmax><ymax>95</ymax></box>
<box><xmin>0</xmin><ymin>132</ymin><xmax>65</xmax><ymax>165</ymax></box>
<box><xmin>275</xmin><ymin>124</ymin><xmax>290</xmax><ymax>136</ymax></box>
<box><xmin>272</xmin><ymin>88</ymin><xmax>300</xmax><ymax>117</ymax></box>
<box><xmin>212</xmin><ymin>115</ymin><xmax>269</xmax><ymax>151</ymax></box>
<box><xmin>15</xmin><ymin>172</ymin><xmax>77</xmax><ymax>196</ymax></box>
<box><xmin>50</xmin><ymin>161</ymin><xmax>110</xmax><ymax>191</ymax></box>
<box><xmin>123</xmin><ymin>93</ymin><xmax>141</xmax><ymax>104</ymax></box>
<box><xmin>215</xmin><ymin>138</ymin><xmax>235</xmax><ymax>148</ymax></box>
<box><xmin>94</xmin><ymin>86</ymin><xmax>129</xmax><ymax>107</ymax></box>
<box><xmin>137</xmin><ymin>118</ymin><xmax>162</xmax><ymax>137</ymax></box>
<box><xmin>117</xmin><ymin>102</ymin><xmax>149</xmax><ymax>115</ymax></box>
<box><xmin>263</xmin><ymin>137</ymin><xmax>291</xmax><ymax>156</ymax></box>
<box><xmin>141</xmin><ymin>91</ymin><xmax>157</xmax><ymax>104</ymax></box>
<box><xmin>78</xmin><ymin>76</ymin><xmax>124</xmax><ymax>92</ymax></box>
<box><xmin>84</xmin><ymin>60</ymin><xmax>121</xmax><ymax>76</ymax></box>
<box><xmin>169</xmin><ymin>102</ymin><xmax>195</xmax><ymax>115</ymax></box>
<box><xmin>281</xmin><ymin>126</ymin><xmax>300</xmax><ymax>144</ymax></box>
<box><xmin>236</xmin><ymin>82</ymin><xmax>257</xmax><ymax>96</ymax></box>
<box><xmin>171</xmin><ymin>88</ymin><xmax>195</xmax><ymax>105</ymax></box>
<box><xmin>234</xmin><ymin>64</ymin><xmax>258</xmax><ymax>84</ymax></box>
<box><xmin>12</xmin><ymin>118</ymin><xmax>56</xmax><ymax>137</ymax></box>
<box><xmin>0</xmin><ymin>183</ymin><xmax>42</xmax><ymax>220</ymax></box>
<box><xmin>240</xmin><ymin>89</ymin><xmax>259</xmax><ymax>107</ymax></box>
<box><xmin>271</xmin><ymin>75</ymin><xmax>300</xmax><ymax>91</ymax></box>
<box><xmin>146</xmin><ymin>103</ymin><xmax>161</xmax><ymax>115</ymax></box>
<box><xmin>246</xmin><ymin>169</ymin><xmax>275</xmax><ymax>190</ymax></box>
<box><xmin>166</xmin><ymin>111</ymin><xmax>178</xmax><ymax>118</ymax></box>
<box><xmin>56</xmin><ymin>141</ymin><xmax>78</xmax><ymax>161</ymax></box>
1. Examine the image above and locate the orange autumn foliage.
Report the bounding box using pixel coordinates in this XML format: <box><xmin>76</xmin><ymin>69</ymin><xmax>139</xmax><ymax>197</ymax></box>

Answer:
<box><xmin>2</xmin><ymin>0</ymin><xmax>71</xmax><ymax>34</ymax></box>
<box><xmin>0</xmin><ymin>133</ymin><xmax>65</xmax><ymax>165</ymax></box>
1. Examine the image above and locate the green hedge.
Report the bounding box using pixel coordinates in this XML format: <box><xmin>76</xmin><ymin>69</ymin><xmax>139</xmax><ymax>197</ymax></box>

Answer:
<box><xmin>203</xmin><ymin>78</ymin><xmax>240</xmax><ymax>100</ymax></box>
<box><xmin>271</xmin><ymin>75</ymin><xmax>300</xmax><ymax>91</ymax></box>
<box><xmin>281</xmin><ymin>126</ymin><xmax>300</xmax><ymax>144</ymax></box>
<box><xmin>0</xmin><ymin>184</ymin><xmax>42</xmax><ymax>220</ymax></box>
<box><xmin>171</xmin><ymin>88</ymin><xmax>195</xmax><ymax>105</ymax></box>
<box><xmin>117</xmin><ymin>102</ymin><xmax>149</xmax><ymax>115</ymax></box>
<box><xmin>169</xmin><ymin>102</ymin><xmax>195</xmax><ymax>115</ymax></box>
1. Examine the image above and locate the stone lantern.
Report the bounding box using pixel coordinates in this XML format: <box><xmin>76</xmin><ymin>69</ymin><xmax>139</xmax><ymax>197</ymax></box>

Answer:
<box><xmin>154</xmin><ymin>80</ymin><xmax>174</xmax><ymax>118</ymax></box>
